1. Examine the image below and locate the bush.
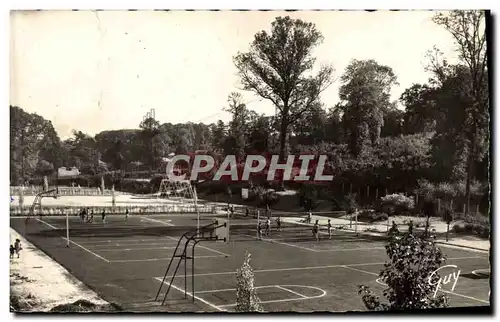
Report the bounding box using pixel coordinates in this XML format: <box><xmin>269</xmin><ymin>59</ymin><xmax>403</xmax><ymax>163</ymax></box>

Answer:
<box><xmin>452</xmin><ymin>222</ymin><xmax>490</xmax><ymax>239</ymax></box>
<box><xmin>235</xmin><ymin>252</ymin><xmax>263</xmax><ymax>312</ymax></box>
<box><xmin>380</xmin><ymin>193</ymin><xmax>415</xmax><ymax>215</ymax></box>
<box><xmin>358</xmin><ymin>227</ymin><xmax>449</xmax><ymax>310</ymax></box>
<box><xmin>298</xmin><ymin>184</ymin><xmax>319</xmax><ymax>211</ymax></box>
<box><xmin>358</xmin><ymin>210</ymin><xmax>388</xmax><ymax>223</ymax></box>
<box><xmin>452</xmin><ymin>224</ymin><xmax>464</xmax><ymax>233</ymax></box>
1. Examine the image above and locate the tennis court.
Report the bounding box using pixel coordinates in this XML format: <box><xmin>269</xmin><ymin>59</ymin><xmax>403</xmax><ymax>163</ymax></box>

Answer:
<box><xmin>10</xmin><ymin>212</ymin><xmax>490</xmax><ymax>312</ymax></box>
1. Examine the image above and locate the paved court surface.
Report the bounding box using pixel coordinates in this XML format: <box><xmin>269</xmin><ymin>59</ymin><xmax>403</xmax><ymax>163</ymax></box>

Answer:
<box><xmin>10</xmin><ymin>213</ymin><xmax>491</xmax><ymax>312</ymax></box>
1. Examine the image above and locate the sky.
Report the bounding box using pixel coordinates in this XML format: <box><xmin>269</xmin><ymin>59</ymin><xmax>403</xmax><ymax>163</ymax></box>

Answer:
<box><xmin>10</xmin><ymin>10</ymin><xmax>460</xmax><ymax>139</ymax></box>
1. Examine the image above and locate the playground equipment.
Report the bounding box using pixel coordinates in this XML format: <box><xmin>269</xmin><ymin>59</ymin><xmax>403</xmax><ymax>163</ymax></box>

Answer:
<box><xmin>155</xmin><ymin>219</ymin><xmax>228</xmax><ymax>305</ymax></box>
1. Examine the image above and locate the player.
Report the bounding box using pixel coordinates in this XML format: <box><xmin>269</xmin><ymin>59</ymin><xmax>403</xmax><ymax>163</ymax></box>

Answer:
<box><xmin>266</xmin><ymin>217</ymin><xmax>271</xmax><ymax>236</ymax></box>
<box><xmin>10</xmin><ymin>244</ymin><xmax>15</xmax><ymax>259</ymax></box>
<box><xmin>276</xmin><ymin>216</ymin><xmax>281</xmax><ymax>232</ymax></box>
<box><xmin>408</xmin><ymin>220</ymin><xmax>414</xmax><ymax>235</ymax></box>
<box><xmin>257</xmin><ymin>222</ymin><xmax>263</xmax><ymax>240</ymax></box>
<box><xmin>102</xmin><ymin>210</ymin><xmax>107</xmax><ymax>223</ymax></box>
<box><xmin>14</xmin><ymin>239</ymin><xmax>22</xmax><ymax>258</ymax></box>
<box><xmin>327</xmin><ymin>219</ymin><xmax>332</xmax><ymax>240</ymax></box>
<box><xmin>313</xmin><ymin>220</ymin><xmax>320</xmax><ymax>242</ymax></box>
<box><xmin>125</xmin><ymin>209</ymin><xmax>129</xmax><ymax>221</ymax></box>
<box><xmin>245</xmin><ymin>208</ymin><xmax>249</xmax><ymax>217</ymax></box>
<box><xmin>307</xmin><ymin>212</ymin><xmax>312</xmax><ymax>224</ymax></box>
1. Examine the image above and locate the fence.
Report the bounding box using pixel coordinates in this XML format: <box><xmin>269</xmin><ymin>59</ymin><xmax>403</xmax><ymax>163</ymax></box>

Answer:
<box><xmin>10</xmin><ymin>186</ymin><xmax>129</xmax><ymax>197</ymax></box>
<box><xmin>10</xmin><ymin>204</ymin><xmax>215</xmax><ymax>216</ymax></box>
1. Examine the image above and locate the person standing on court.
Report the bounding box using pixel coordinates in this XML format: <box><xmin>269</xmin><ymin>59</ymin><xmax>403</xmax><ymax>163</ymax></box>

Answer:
<box><xmin>408</xmin><ymin>220</ymin><xmax>414</xmax><ymax>235</ymax></box>
<box><xmin>265</xmin><ymin>217</ymin><xmax>271</xmax><ymax>236</ymax></box>
<box><xmin>14</xmin><ymin>239</ymin><xmax>22</xmax><ymax>258</ymax></box>
<box><xmin>327</xmin><ymin>219</ymin><xmax>332</xmax><ymax>240</ymax></box>
<box><xmin>276</xmin><ymin>216</ymin><xmax>281</xmax><ymax>232</ymax></box>
<box><xmin>102</xmin><ymin>210</ymin><xmax>106</xmax><ymax>223</ymax></box>
<box><xmin>125</xmin><ymin>209</ymin><xmax>129</xmax><ymax>221</ymax></box>
<box><xmin>313</xmin><ymin>220</ymin><xmax>320</xmax><ymax>242</ymax></box>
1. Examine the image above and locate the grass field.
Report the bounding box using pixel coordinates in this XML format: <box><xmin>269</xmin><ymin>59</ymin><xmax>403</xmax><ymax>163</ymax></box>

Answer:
<box><xmin>10</xmin><ymin>210</ymin><xmax>490</xmax><ymax>312</ymax></box>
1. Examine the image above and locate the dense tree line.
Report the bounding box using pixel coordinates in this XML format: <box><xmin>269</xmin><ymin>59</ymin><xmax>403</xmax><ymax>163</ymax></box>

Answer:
<box><xmin>9</xmin><ymin>11</ymin><xmax>489</xmax><ymax>214</ymax></box>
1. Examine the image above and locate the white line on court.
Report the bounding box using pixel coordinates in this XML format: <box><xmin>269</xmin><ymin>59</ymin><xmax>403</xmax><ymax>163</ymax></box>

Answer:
<box><xmin>165</xmin><ymin>236</ymin><xmax>230</xmax><ymax>257</ymax></box>
<box><xmin>89</xmin><ymin>242</ymin><xmax>177</xmax><ymax>248</ymax></box>
<box><xmin>154</xmin><ymin>277</ymin><xmax>225</xmax><ymax>312</ymax></box>
<box><xmin>373</xmin><ymin>274</ymin><xmax>489</xmax><ymax>304</ymax></box>
<box><xmin>194</xmin><ymin>285</ymin><xmax>276</xmax><ymax>294</ymax></box>
<box><xmin>341</xmin><ymin>265</ymin><xmax>378</xmax><ymax>276</ymax></box>
<box><xmin>159</xmin><ymin>255</ymin><xmax>486</xmax><ymax>279</ymax></box>
<box><xmin>471</xmin><ymin>269</ymin><xmax>490</xmax><ymax>277</ymax></box>
<box><xmin>93</xmin><ymin>246</ymin><xmax>179</xmax><ymax>252</ymax></box>
<box><xmin>316</xmin><ymin>247</ymin><xmax>386</xmax><ymax>252</ymax></box>
<box><xmin>243</xmin><ymin>234</ymin><xmax>320</xmax><ymax>252</ymax></box>
<box><xmin>110</xmin><ymin>254</ymin><xmax>225</xmax><ymax>263</ymax></box>
<box><xmin>76</xmin><ymin>238</ymin><xmax>177</xmax><ymax>244</ymax></box>
<box><xmin>217</xmin><ymin>285</ymin><xmax>327</xmax><ymax>308</ymax></box>
<box><xmin>277</xmin><ymin>286</ymin><xmax>308</xmax><ymax>299</ymax></box>
<box><xmin>35</xmin><ymin>218</ymin><xmax>110</xmax><ymax>262</ymax></box>
<box><xmin>140</xmin><ymin>217</ymin><xmax>175</xmax><ymax>226</ymax></box>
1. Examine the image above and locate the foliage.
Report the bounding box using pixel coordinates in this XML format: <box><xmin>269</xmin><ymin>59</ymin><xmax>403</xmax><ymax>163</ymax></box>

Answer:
<box><xmin>235</xmin><ymin>252</ymin><xmax>263</xmax><ymax>312</ymax></box>
<box><xmin>339</xmin><ymin>59</ymin><xmax>398</xmax><ymax>156</ymax></box>
<box><xmin>380</xmin><ymin>193</ymin><xmax>415</xmax><ymax>215</ymax></box>
<box><xmin>357</xmin><ymin>210</ymin><xmax>388</xmax><ymax>223</ymax></box>
<box><xmin>234</xmin><ymin>16</ymin><xmax>334</xmax><ymax>160</ymax></box>
<box><xmin>358</xmin><ymin>226</ymin><xmax>449</xmax><ymax>310</ymax></box>
<box><xmin>253</xmin><ymin>186</ymin><xmax>279</xmax><ymax>208</ymax></box>
<box><xmin>298</xmin><ymin>184</ymin><xmax>318</xmax><ymax>211</ymax></box>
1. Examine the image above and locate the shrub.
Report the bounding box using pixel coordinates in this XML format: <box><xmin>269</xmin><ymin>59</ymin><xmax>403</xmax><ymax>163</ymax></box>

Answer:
<box><xmin>298</xmin><ymin>184</ymin><xmax>319</xmax><ymax>211</ymax></box>
<box><xmin>380</xmin><ymin>193</ymin><xmax>415</xmax><ymax>215</ymax></box>
<box><xmin>358</xmin><ymin>226</ymin><xmax>449</xmax><ymax>310</ymax></box>
<box><xmin>235</xmin><ymin>252</ymin><xmax>263</xmax><ymax>312</ymax></box>
<box><xmin>452</xmin><ymin>224</ymin><xmax>464</xmax><ymax>233</ymax></box>
<box><xmin>358</xmin><ymin>210</ymin><xmax>388</xmax><ymax>223</ymax></box>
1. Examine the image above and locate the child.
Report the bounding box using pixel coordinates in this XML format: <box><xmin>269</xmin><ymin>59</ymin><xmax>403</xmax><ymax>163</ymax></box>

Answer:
<box><xmin>266</xmin><ymin>218</ymin><xmax>271</xmax><ymax>236</ymax></box>
<box><xmin>14</xmin><ymin>239</ymin><xmax>22</xmax><ymax>258</ymax></box>
<box><xmin>10</xmin><ymin>244</ymin><xmax>15</xmax><ymax>259</ymax></box>
<box><xmin>276</xmin><ymin>216</ymin><xmax>281</xmax><ymax>232</ymax></box>
<box><xmin>313</xmin><ymin>220</ymin><xmax>320</xmax><ymax>242</ymax></box>
<box><xmin>125</xmin><ymin>209</ymin><xmax>129</xmax><ymax>221</ymax></box>
<box><xmin>102</xmin><ymin>210</ymin><xmax>106</xmax><ymax>223</ymax></box>
<box><xmin>327</xmin><ymin>219</ymin><xmax>332</xmax><ymax>240</ymax></box>
<box><xmin>257</xmin><ymin>223</ymin><xmax>263</xmax><ymax>240</ymax></box>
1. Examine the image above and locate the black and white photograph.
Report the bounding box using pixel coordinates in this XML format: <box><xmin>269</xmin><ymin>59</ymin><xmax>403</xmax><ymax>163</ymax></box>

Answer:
<box><xmin>8</xmin><ymin>8</ymin><xmax>492</xmax><ymax>314</ymax></box>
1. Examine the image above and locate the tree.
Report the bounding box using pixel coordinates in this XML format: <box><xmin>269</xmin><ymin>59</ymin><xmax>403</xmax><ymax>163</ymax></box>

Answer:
<box><xmin>139</xmin><ymin>115</ymin><xmax>161</xmax><ymax>171</ymax></box>
<box><xmin>224</xmin><ymin>92</ymin><xmax>250</xmax><ymax>158</ymax></box>
<box><xmin>235</xmin><ymin>252</ymin><xmax>263</xmax><ymax>312</ymax></box>
<box><xmin>400</xmin><ymin>84</ymin><xmax>437</xmax><ymax>134</ymax></box>
<box><xmin>234</xmin><ymin>16</ymin><xmax>334</xmax><ymax>164</ymax></box>
<box><xmin>432</xmin><ymin>10</ymin><xmax>489</xmax><ymax>215</ymax></box>
<box><xmin>339</xmin><ymin>59</ymin><xmax>398</xmax><ymax>156</ymax></box>
<box><xmin>358</xmin><ymin>227</ymin><xmax>449</xmax><ymax>311</ymax></box>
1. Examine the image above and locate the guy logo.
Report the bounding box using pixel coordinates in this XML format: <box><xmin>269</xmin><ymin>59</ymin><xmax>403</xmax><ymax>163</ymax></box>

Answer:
<box><xmin>428</xmin><ymin>264</ymin><xmax>461</xmax><ymax>298</ymax></box>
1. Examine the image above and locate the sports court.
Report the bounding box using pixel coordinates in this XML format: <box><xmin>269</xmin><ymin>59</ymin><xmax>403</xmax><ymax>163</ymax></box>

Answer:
<box><xmin>10</xmin><ymin>212</ymin><xmax>490</xmax><ymax>312</ymax></box>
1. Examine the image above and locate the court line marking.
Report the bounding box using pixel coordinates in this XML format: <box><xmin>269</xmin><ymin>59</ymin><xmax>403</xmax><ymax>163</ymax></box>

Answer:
<box><xmin>276</xmin><ymin>285</ymin><xmax>308</xmax><ymax>299</ymax></box>
<box><xmin>217</xmin><ymin>285</ymin><xmax>327</xmax><ymax>308</ymax></box>
<box><xmin>158</xmin><ymin>255</ymin><xmax>486</xmax><ymax>279</ymax></box>
<box><xmin>243</xmin><ymin>234</ymin><xmax>320</xmax><ymax>252</ymax></box>
<box><xmin>89</xmin><ymin>243</ymin><xmax>176</xmax><ymax>249</ymax></box>
<box><xmin>35</xmin><ymin>218</ymin><xmax>110</xmax><ymax>263</ymax></box>
<box><xmin>93</xmin><ymin>246</ymin><xmax>179</xmax><ymax>252</ymax></box>
<box><xmin>154</xmin><ymin>277</ymin><xmax>225</xmax><ymax>311</ymax></box>
<box><xmin>316</xmin><ymin>247</ymin><xmax>386</xmax><ymax>252</ymax></box>
<box><xmin>110</xmin><ymin>254</ymin><xmax>225</xmax><ymax>263</ymax></box>
<box><xmin>140</xmin><ymin>217</ymin><xmax>175</xmax><ymax>226</ymax></box>
<box><xmin>471</xmin><ymin>269</ymin><xmax>490</xmax><ymax>277</ymax></box>
<box><xmin>165</xmin><ymin>236</ymin><xmax>230</xmax><ymax>257</ymax></box>
<box><xmin>364</xmin><ymin>268</ymin><xmax>490</xmax><ymax>305</ymax></box>
<box><xmin>76</xmin><ymin>238</ymin><xmax>178</xmax><ymax>244</ymax></box>
<box><xmin>194</xmin><ymin>285</ymin><xmax>276</xmax><ymax>294</ymax></box>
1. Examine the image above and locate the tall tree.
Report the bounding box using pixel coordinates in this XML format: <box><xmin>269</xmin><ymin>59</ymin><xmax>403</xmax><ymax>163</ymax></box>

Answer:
<box><xmin>400</xmin><ymin>84</ymin><xmax>437</xmax><ymax>134</ymax></box>
<box><xmin>339</xmin><ymin>59</ymin><xmax>398</xmax><ymax>156</ymax></box>
<box><xmin>224</xmin><ymin>92</ymin><xmax>249</xmax><ymax>158</ymax></box>
<box><xmin>432</xmin><ymin>10</ymin><xmax>489</xmax><ymax>215</ymax></box>
<box><xmin>234</xmin><ymin>16</ymin><xmax>334</xmax><ymax>164</ymax></box>
<box><xmin>139</xmin><ymin>115</ymin><xmax>161</xmax><ymax>171</ymax></box>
